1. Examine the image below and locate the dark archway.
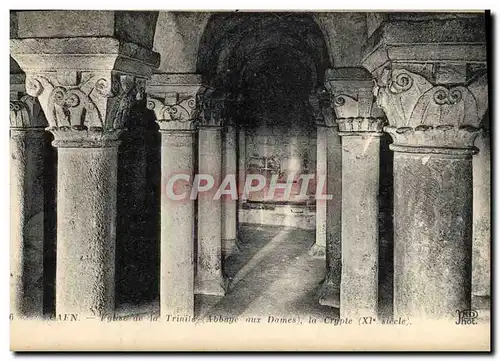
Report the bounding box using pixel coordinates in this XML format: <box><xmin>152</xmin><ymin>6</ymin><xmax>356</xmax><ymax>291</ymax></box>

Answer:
<box><xmin>194</xmin><ymin>14</ymin><xmax>335</xmax><ymax>318</ymax></box>
<box><xmin>197</xmin><ymin>13</ymin><xmax>331</xmax><ymax>108</ymax></box>
<box><xmin>197</xmin><ymin>13</ymin><xmax>332</xmax><ymax>206</ymax></box>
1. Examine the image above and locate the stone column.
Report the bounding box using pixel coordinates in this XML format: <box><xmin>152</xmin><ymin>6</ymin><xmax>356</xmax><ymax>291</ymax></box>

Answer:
<box><xmin>11</xmin><ymin>37</ymin><xmax>159</xmax><ymax>317</ymax></box>
<box><xmin>222</xmin><ymin>124</ymin><xmax>238</xmax><ymax>257</ymax></box>
<box><xmin>338</xmin><ymin>121</ymin><xmax>383</xmax><ymax>319</ymax></box>
<box><xmin>365</xmin><ymin>36</ymin><xmax>488</xmax><ymax>319</ymax></box>
<box><xmin>237</xmin><ymin>126</ymin><xmax>247</xmax><ymax>210</ymax></box>
<box><xmin>320</xmin><ymin>122</ymin><xmax>342</xmax><ymax>307</ymax></box>
<box><xmin>10</xmin><ymin>84</ymin><xmax>47</xmax><ymax>319</ymax></box>
<box><xmin>325</xmin><ymin>69</ymin><xmax>386</xmax><ymax>318</ymax></box>
<box><xmin>147</xmin><ymin>74</ymin><xmax>202</xmax><ymax>317</ymax></box>
<box><xmin>195</xmin><ymin>90</ymin><xmax>226</xmax><ymax>296</ymax></box>
<box><xmin>472</xmin><ymin>119</ymin><xmax>490</xmax><ymax>309</ymax></box>
<box><xmin>309</xmin><ymin>121</ymin><xmax>327</xmax><ymax>259</ymax></box>
<box><xmin>363</xmin><ymin>16</ymin><xmax>488</xmax><ymax>320</ymax></box>
<box><xmin>312</xmin><ymin>89</ymin><xmax>342</xmax><ymax>308</ymax></box>
<box><xmin>55</xmin><ymin>135</ymin><xmax>121</xmax><ymax>317</ymax></box>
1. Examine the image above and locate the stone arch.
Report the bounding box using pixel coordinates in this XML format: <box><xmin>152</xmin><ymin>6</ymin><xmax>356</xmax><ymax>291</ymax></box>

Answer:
<box><xmin>196</xmin><ymin>12</ymin><xmax>332</xmax><ymax>128</ymax></box>
<box><xmin>197</xmin><ymin>13</ymin><xmax>331</xmax><ymax>86</ymax></box>
<box><xmin>152</xmin><ymin>11</ymin><xmax>212</xmax><ymax>73</ymax></box>
<box><xmin>192</xmin><ymin>15</ymin><xmax>340</xmax><ymax>302</ymax></box>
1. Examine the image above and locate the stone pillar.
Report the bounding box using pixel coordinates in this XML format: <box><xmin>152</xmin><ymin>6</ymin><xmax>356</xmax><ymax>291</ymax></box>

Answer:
<box><xmin>55</xmin><ymin>137</ymin><xmax>121</xmax><ymax>316</ymax></box>
<box><xmin>472</xmin><ymin>119</ymin><xmax>490</xmax><ymax>308</ymax></box>
<box><xmin>320</xmin><ymin>123</ymin><xmax>342</xmax><ymax>307</ymax></box>
<box><xmin>313</xmin><ymin>90</ymin><xmax>342</xmax><ymax>308</ymax></box>
<box><xmin>338</xmin><ymin>121</ymin><xmax>383</xmax><ymax>318</ymax></box>
<box><xmin>364</xmin><ymin>20</ymin><xmax>488</xmax><ymax>319</ymax></box>
<box><xmin>195</xmin><ymin>90</ymin><xmax>226</xmax><ymax>296</ymax></box>
<box><xmin>237</xmin><ymin>126</ymin><xmax>247</xmax><ymax>209</ymax></box>
<box><xmin>11</xmin><ymin>37</ymin><xmax>159</xmax><ymax>317</ymax></box>
<box><xmin>309</xmin><ymin>122</ymin><xmax>327</xmax><ymax>259</ymax></box>
<box><xmin>325</xmin><ymin>69</ymin><xmax>386</xmax><ymax>318</ymax></box>
<box><xmin>10</xmin><ymin>81</ymin><xmax>47</xmax><ymax>319</ymax></box>
<box><xmin>147</xmin><ymin>74</ymin><xmax>202</xmax><ymax>317</ymax></box>
<box><xmin>222</xmin><ymin>125</ymin><xmax>238</xmax><ymax>257</ymax></box>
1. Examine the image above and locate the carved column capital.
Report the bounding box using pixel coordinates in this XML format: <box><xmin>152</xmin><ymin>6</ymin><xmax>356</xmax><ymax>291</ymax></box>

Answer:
<box><xmin>10</xmin><ymin>73</ymin><xmax>47</xmax><ymax>130</ymax></box>
<box><xmin>24</xmin><ymin>71</ymin><xmax>146</xmax><ymax>147</ymax></box>
<box><xmin>11</xmin><ymin>37</ymin><xmax>159</xmax><ymax>147</ymax></box>
<box><xmin>147</xmin><ymin>95</ymin><xmax>198</xmax><ymax>131</ymax></box>
<box><xmin>198</xmin><ymin>87</ymin><xmax>226</xmax><ymax>128</ymax></box>
<box><xmin>10</xmin><ymin>95</ymin><xmax>47</xmax><ymax>130</ymax></box>
<box><xmin>361</xmin><ymin>15</ymin><xmax>488</xmax><ymax>153</ymax></box>
<box><xmin>372</xmin><ymin>65</ymin><xmax>488</xmax><ymax>152</ymax></box>
<box><xmin>146</xmin><ymin>73</ymin><xmax>204</xmax><ymax>132</ymax></box>
<box><xmin>325</xmin><ymin>67</ymin><xmax>386</xmax><ymax>135</ymax></box>
<box><xmin>308</xmin><ymin>88</ymin><xmax>331</xmax><ymax>127</ymax></box>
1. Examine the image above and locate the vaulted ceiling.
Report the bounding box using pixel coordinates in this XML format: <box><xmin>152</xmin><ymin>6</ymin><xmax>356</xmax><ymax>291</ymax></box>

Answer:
<box><xmin>197</xmin><ymin>13</ymin><xmax>331</xmax><ymax>127</ymax></box>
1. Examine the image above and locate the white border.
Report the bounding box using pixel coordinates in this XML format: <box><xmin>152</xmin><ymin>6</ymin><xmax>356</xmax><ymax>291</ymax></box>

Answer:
<box><xmin>2</xmin><ymin>2</ymin><xmax>498</xmax><ymax>358</ymax></box>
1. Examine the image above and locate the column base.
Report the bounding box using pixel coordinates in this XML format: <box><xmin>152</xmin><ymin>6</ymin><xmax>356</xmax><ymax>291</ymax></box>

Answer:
<box><xmin>308</xmin><ymin>243</ymin><xmax>326</xmax><ymax>259</ymax></box>
<box><xmin>318</xmin><ymin>280</ymin><xmax>340</xmax><ymax>308</ymax></box>
<box><xmin>223</xmin><ymin>239</ymin><xmax>240</xmax><ymax>258</ymax></box>
<box><xmin>195</xmin><ymin>278</ymin><xmax>227</xmax><ymax>297</ymax></box>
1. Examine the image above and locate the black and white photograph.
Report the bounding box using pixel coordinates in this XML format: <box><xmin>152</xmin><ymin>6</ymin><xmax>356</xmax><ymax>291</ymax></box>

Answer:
<box><xmin>8</xmin><ymin>9</ymin><xmax>491</xmax><ymax>351</ymax></box>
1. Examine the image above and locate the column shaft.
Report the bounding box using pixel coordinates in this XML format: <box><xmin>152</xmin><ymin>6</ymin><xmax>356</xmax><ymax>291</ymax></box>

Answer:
<box><xmin>56</xmin><ymin>146</ymin><xmax>118</xmax><ymax>317</ymax></box>
<box><xmin>393</xmin><ymin>151</ymin><xmax>473</xmax><ymax>319</ymax></box>
<box><xmin>238</xmin><ymin>127</ymin><xmax>246</xmax><ymax>205</ymax></box>
<box><xmin>340</xmin><ymin>134</ymin><xmax>380</xmax><ymax>318</ymax></box>
<box><xmin>161</xmin><ymin>131</ymin><xmax>196</xmax><ymax>317</ymax></box>
<box><xmin>222</xmin><ymin>126</ymin><xmax>238</xmax><ymax>257</ymax></box>
<box><xmin>472</xmin><ymin>129</ymin><xmax>490</xmax><ymax>305</ymax></box>
<box><xmin>310</xmin><ymin>125</ymin><xmax>327</xmax><ymax>258</ymax></box>
<box><xmin>196</xmin><ymin>126</ymin><xmax>225</xmax><ymax>296</ymax></box>
<box><xmin>319</xmin><ymin>126</ymin><xmax>342</xmax><ymax>307</ymax></box>
<box><xmin>10</xmin><ymin>129</ymin><xmax>45</xmax><ymax>318</ymax></box>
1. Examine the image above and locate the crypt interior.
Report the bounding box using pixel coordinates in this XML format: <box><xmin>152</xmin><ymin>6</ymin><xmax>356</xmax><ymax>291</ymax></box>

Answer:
<box><xmin>9</xmin><ymin>11</ymin><xmax>490</xmax><ymax>322</ymax></box>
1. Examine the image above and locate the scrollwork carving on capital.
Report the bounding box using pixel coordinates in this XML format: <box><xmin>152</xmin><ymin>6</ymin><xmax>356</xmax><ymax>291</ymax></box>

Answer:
<box><xmin>147</xmin><ymin>95</ymin><xmax>198</xmax><ymax>131</ymax></box>
<box><xmin>25</xmin><ymin>71</ymin><xmax>145</xmax><ymax>145</ymax></box>
<box><xmin>324</xmin><ymin>77</ymin><xmax>378</xmax><ymax>120</ymax></box>
<box><xmin>309</xmin><ymin>87</ymin><xmax>337</xmax><ymax>127</ymax></box>
<box><xmin>374</xmin><ymin>67</ymin><xmax>488</xmax><ymax>128</ymax></box>
<box><xmin>168</xmin><ymin>98</ymin><xmax>197</xmax><ymax>122</ymax></box>
<box><xmin>373</xmin><ymin>66</ymin><xmax>488</xmax><ymax>149</ymax></box>
<box><xmin>331</xmin><ymin>94</ymin><xmax>359</xmax><ymax>119</ymax></box>
<box><xmin>9</xmin><ymin>95</ymin><xmax>47</xmax><ymax>129</ymax></box>
<box><xmin>197</xmin><ymin>90</ymin><xmax>225</xmax><ymax>128</ymax></box>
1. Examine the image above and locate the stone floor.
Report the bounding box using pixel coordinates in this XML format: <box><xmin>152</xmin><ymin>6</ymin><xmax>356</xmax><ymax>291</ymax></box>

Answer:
<box><xmin>195</xmin><ymin>223</ymin><xmax>334</xmax><ymax>319</ymax></box>
<box><xmin>116</xmin><ymin>223</ymin><xmax>335</xmax><ymax>319</ymax></box>
<box><xmin>115</xmin><ymin>223</ymin><xmax>490</xmax><ymax>324</ymax></box>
